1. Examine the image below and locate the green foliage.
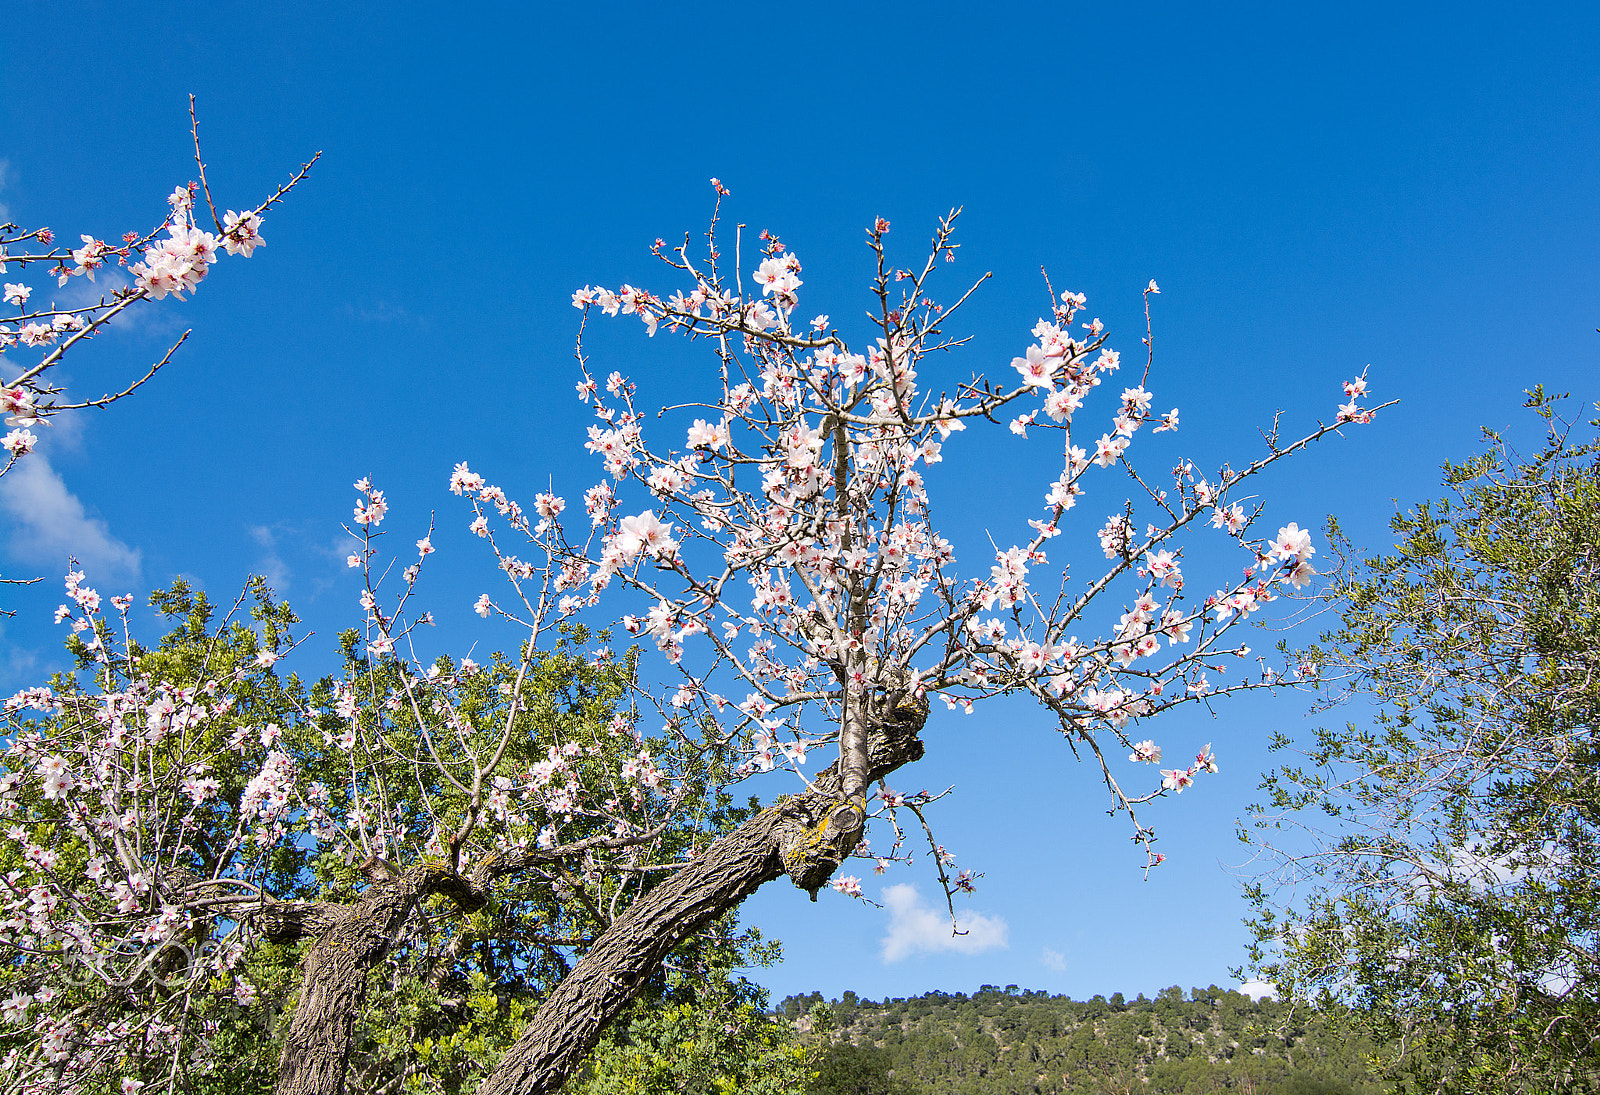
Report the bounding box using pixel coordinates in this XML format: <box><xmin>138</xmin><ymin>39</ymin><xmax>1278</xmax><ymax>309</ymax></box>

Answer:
<box><xmin>784</xmin><ymin>985</ymin><xmax>1380</xmax><ymax>1094</ymax></box>
<box><xmin>808</xmin><ymin>1041</ymin><xmax>922</xmax><ymax>1095</ymax></box>
<box><xmin>0</xmin><ymin>579</ymin><xmax>777</xmax><ymax>1095</ymax></box>
<box><xmin>568</xmin><ymin>963</ymin><xmax>811</xmax><ymax>1095</ymax></box>
<box><xmin>1246</xmin><ymin>392</ymin><xmax>1600</xmax><ymax>1093</ymax></box>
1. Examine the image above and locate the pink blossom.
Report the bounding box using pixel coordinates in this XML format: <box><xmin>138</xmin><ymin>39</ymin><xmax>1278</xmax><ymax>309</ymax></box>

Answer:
<box><xmin>1129</xmin><ymin>739</ymin><xmax>1162</xmax><ymax>763</ymax></box>
<box><xmin>18</xmin><ymin>322</ymin><xmax>53</xmax><ymax>347</ymax></box>
<box><xmin>182</xmin><ymin>775</ymin><xmax>220</xmax><ymax>805</ymax></box>
<box><xmin>353</xmin><ymin>489</ymin><xmax>388</xmax><ymax>526</ymax></box>
<box><xmin>69</xmin><ymin>235</ymin><xmax>109</xmax><ymax>280</ymax></box>
<box><xmin>1</xmin><ymin>993</ymin><xmax>29</xmax><ymax>1025</ymax></box>
<box><xmin>1093</xmin><ymin>435</ymin><xmax>1127</xmax><ymax>467</ymax></box>
<box><xmin>743</xmin><ymin>300</ymin><xmax>776</xmax><ymax>330</ymax></box>
<box><xmin>1145</xmin><ymin>549</ymin><xmax>1181</xmax><ymax>588</ymax></box>
<box><xmin>1210</xmin><ymin>502</ymin><xmax>1247</xmax><ymax>534</ymax></box>
<box><xmin>646</xmin><ymin>464</ymin><xmax>685</xmax><ymax>495</ymax></box>
<box><xmin>1043</xmin><ymin>386</ymin><xmax>1084</xmax><ymax>421</ymax></box>
<box><xmin>830</xmin><ymin>875</ymin><xmax>863</xmax><ymax>898</ymax></box>
<box><xmin>615</xmin><ymin>510</ymin><xmax>677</xmax><ymax>560</ymax></box>
<box><xmin>1270</xmin><ymin>523</ymin><xmax>1314</xmax><ymax>563</ymax></box>
<box><xmin>1098</xmin><ymin>515</ymin><xmax>1132</xmax><ymax>559</ymax></box>
<box><xmin>1284</xmin><ymin>559</ymin><xmax>1317</xmax><ymax>588</ymax></box>
<box><xmin>753</xmin><ymin>253</ymin><xmax>802</xmax><ymax>299</ymax></box>
<box><xmin>1160</xmin><ymin>609</ymin><xmax>1194</xmax><ymax>645</ymax></box>
<box><xmin>579</xmin><ymin>481</ymin><xmax>616</xmax><ymax>524</ymax></box>
<box><xmin>686</xmin><ymin>418</ymin><xmax>729</xmax><ymax>451</ymax></box>
<box><xmin>449</xmin><ymin>462</ymin><xmax>484</xmax><ymax>494</ymax></box>
<box><xmin>240</xmin><ymin>751</ymin><xmax>297</xmax><ymax>822</ymax></box>
<box><xmin>1012</xmin><ymin>344</ymin><xmax>1056</xmax><ymax>389</ymax></box>
<box><xmin>1337</xmin><ymin>400</ymin><xmax>1375</xmax><ymax>425</ymax></box>
<box><xmin>130</xmin><ymin>224</ymin><xmax>218</xmax><ymax>301</ymax></box>
<box><xmin>221</xmin><ymin>209</ymin><xmax>264</xmax><ymax>257</ymax></box>
<box><xmin>2</xmin><ymin>386</ymin><xmax>37</xmax><ymax>425</ymax></box>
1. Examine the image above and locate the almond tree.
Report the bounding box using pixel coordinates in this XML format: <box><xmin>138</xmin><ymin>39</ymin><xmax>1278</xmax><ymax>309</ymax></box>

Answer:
<box><xmin>0</xmin><ymin>188</ymin><xmax>1383</xmax><ymax>1095</ymax></box>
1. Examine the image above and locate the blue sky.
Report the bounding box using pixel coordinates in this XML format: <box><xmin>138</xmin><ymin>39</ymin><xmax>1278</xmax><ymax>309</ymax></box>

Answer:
<box><xmin>2</xmin><ymin>1</ymin><xmax>1597</xmax><ymax>1005</ymax></box>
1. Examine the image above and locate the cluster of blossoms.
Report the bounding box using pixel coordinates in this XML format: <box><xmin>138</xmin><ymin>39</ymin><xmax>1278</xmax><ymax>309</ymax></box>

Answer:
<box><xmin>0</xmin><ymin>138</ymin><xmax>308</xmax><ymax>491</ymax></box>
<box><xmin>1160</xmin><ymin>742</ymin><xmax>1219</xmax><ymax>793</ymax></box>
<box><xmin>123</xmin><ymin>190</ymin><xmax>261</xmax><ymax>303</ymax></box>
<box><xmin>126</xmin><ymin>187</ymin><xmax>218</xmax><ymax>301</ymax></box>
<box><xmin>1127</xmin><ymin>736</ymin><xmax>1218</xmax><ymax>792</ymax></box>
<box><xmin>352</xmin><ymin>476</ymin><xmax>388</xmax><ymax>526</ymax></box>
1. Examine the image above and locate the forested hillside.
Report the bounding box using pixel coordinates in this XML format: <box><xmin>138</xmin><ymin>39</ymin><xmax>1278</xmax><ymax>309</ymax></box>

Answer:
<box><xmin>782</xmin><ymin>985</ymin><xmax>1383</xmax><ymax>1095</ymax></box>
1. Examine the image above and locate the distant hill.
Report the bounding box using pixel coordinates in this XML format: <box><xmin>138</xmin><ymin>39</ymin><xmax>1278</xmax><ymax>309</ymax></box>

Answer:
<box><xmin>779</xmin><ymin>985</ymin><xmax>1384</xmax><ymax>1095</ymax></box>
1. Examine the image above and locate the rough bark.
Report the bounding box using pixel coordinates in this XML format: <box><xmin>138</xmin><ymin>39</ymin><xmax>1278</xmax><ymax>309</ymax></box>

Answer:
<box><xmin>474</xmin><ymin>691</ymin><xmax>927</xmax><ymax>1095</ymax></box>
<box><xmin>271</xmin><ymin>861</ymin><xmax>485</xmax><ymax>1095</ymax></box>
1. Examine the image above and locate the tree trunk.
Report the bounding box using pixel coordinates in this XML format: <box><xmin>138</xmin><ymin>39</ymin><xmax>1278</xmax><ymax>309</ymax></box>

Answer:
<box><xmin>475</xmin><ymin>692</ymin><xmax>927</xmax><ymax>1095</ymax></box>
<box><xmin>270</xmin><ymin>862</ymin><xmax>487</xmax><ymax>1095</ymax></box>
<box><xmin>274</xmin><ymin>872</ymin><xmax>417</xmax><ymax>1095</ymax></box>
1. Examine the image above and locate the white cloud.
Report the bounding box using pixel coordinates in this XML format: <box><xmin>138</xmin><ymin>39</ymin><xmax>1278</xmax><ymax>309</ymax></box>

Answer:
<box><xmin>880</xmin><ymin>883</ymin><xmax>1008</xmax><ymax>963</ymax></box>
<box><xmin>1040</xmin><ymin>946</ymin><xmax>1067</xmax><ymax>972</ymax></box>
<box><xmin>0</xmin><ymin>451</ymin><xmax>140</xmax><ymax>583</ymax></box>
<box><xmin>51</xmin><ymin>265</ymin><xmax>132</xmax><ymax>310</ymax></box>
<box><xmin>1238</xmin><ymin>979</ymin><xmax>1277</xmax><ymax>1002</ymax></box>
<box><xmin>249</xmin><ymin>525</ymin><xmax>292</xmax><ymax>593</ymax></box>
<box><xmin>0</xmin><ymin>619</ymin><xmax>43</xmax><ymax>693</ymax></box>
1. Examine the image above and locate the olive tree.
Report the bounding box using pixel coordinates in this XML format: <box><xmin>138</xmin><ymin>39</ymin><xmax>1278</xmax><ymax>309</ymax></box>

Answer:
<box><xmin>1245</xmin><ymin>392</ymin><xmax>1600</xmax><ymax>1093</ymax></box>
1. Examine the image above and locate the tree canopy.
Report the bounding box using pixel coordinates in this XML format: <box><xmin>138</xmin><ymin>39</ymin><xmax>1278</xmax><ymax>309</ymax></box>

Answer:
<box><xmin>0</xmin><ymin>579</ymin><xmax>780</xmax><ymax>1095</ymax></box>
<box><xmin>1246</xmin><ymin>391</ymin><xmax>1600</xmax><ymax>1093</ymax></box>
<box><xmin>787</xmin><ymin>984</ymin><xmax>1382</xmax><ymax>1095</ymax></box>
